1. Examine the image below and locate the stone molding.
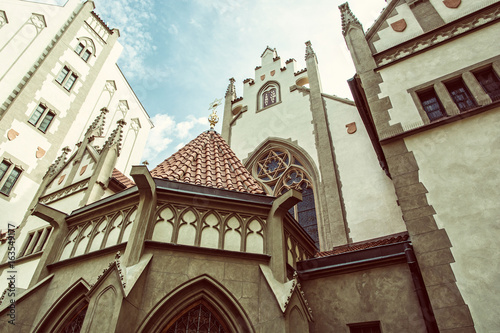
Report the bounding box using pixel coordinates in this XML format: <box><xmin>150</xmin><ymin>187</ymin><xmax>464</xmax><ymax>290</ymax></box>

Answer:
<box><xmin>375</xmin><ymin>3</ymin><xmax>500</xmax><ymax>68</ymax></box>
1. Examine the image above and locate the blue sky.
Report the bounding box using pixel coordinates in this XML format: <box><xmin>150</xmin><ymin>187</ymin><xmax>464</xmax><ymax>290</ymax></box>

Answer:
<box><xmin>91</xmin><ymin>0</ymin><xmax>387</xmax><ymax>167</ymax></box>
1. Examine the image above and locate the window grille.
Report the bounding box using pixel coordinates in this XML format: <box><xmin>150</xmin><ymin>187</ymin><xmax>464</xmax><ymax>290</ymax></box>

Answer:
<box><xmin>418</xmin><ymin>89</ymin><xmax>446</xmax><ymax>121</ymax></box>
<box><xmin>446</xmin><ymin>79</ymin><xmax>476</xmax><ymax>111</ymax></box>
<box><xmin>165</xmin><ymin>302</ymin><xmax>227</xmax><ymax>333</ymax></box>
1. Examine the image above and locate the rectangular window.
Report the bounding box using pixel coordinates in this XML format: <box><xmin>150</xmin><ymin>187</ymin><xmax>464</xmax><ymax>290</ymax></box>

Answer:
<box><xmin>63</xmin><ymin>73</ymin><xmax>78</xmax><ymax>91</ymax></box>
<box><xmin>348</xmin><ymin>321</ymin><xmax>381</xmax><ymax>333</ymax></box>
<box><xmin>56</xmin><ymin>66</ymin><xmax>69</xmax><ymax>84</ymax></box>
<box><xmin>474</xmin><ymin>67</ymin><xmax>500</xmax><ymax>101</ymax></box>
<box><xmin>446</xmin><ymin>79</ymin><xmax>476</xmax><ymax>111</ymax></box>
<box><xmin>82</xmin><ymin>49</ymin><xmax>91</xmax><ymax>62</ymax></box>
<box><xmin>38</xmin><ymin>111</ymin><xmax>55</xmax><ymax>133</ymax></box>
<box><xmin>28</xmin><ymin>104</ymin><xmax>47</xmax><ymax>125</ymax></box>
<box><xmin>75</xmin><ymin>42</ymin><xmax>84</xmax><ymax>55</ymax></box>
<box><xmin>418</xmin><ymin>89</ymin><xmax>446</xmax><ymax>121</ymax></box>
<box><xmin>0</xmin><ymin>160</ymin><xmax>10</xmax><ymax>180</ymax></box>
<box><xmin>0</xmin><ymin>166</ymin><xmax>21</xmax><ymax>196</ymax></box>
<box><xmin>18</xmin><ymin>226</ymin><xmax>52</xmax><ymax>258</ymax></box>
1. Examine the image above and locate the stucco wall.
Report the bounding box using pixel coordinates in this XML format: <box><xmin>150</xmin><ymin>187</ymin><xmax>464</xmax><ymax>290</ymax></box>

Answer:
<box><xmin>302</xmin><ymin>264</ymin><xmax>427</xmax><ymax>333</ymax></box>
<box><xmin>325</xmin><ymin>97</ymin><xmax>405</xmax><ymax>242</ymax></box>
<box><xmin>404</xmin><ymin>108</ymin><xmax>500</xmax><ymax>333</ymax></box>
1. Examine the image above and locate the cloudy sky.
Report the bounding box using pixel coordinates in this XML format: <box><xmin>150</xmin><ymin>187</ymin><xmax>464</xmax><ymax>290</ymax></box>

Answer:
<box><xmin>90</xmin><ymin>0</ymin><xmax>388</xmax><ymax>167</ymax></box>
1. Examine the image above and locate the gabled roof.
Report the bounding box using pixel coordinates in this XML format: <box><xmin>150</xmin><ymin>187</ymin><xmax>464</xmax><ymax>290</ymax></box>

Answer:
<box><xmin>151</xmin><ymin>130</ymin><xmax>265</xmax><ymax>195</ymax></box>
<box><xmin>315</xmin><ymin>231</ymin><xmax>409</xmax><ymax>258</ymax></box>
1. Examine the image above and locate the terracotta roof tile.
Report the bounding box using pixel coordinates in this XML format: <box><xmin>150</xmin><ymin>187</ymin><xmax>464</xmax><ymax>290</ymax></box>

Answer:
<box><xmin>111</xmin><ymin>168</ymin><xmax>135</xmax><ymax>189</ymax></box>
<box><xmin>151</xmin><ymin>130</ymin><xmax>265</xmax><ymax>195</ymax></box>
<box><xmin>315</xmin><ymin>231</ymin><xmax>409</xmax><ymax>258</ymax></box>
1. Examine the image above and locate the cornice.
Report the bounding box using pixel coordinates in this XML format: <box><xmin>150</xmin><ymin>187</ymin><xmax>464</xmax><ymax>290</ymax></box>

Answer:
<box><xmin>374</xmin><ymin>3</ymin><xmax>500</xmax><ymax>69</ymax></box>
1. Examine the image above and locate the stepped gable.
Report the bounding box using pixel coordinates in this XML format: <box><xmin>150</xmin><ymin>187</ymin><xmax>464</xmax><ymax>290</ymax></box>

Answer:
<box><xmin>151</xmin><ymin>130</ymin><xmax>265</xmax><ymax>195</ymax></box>
<box><xmin>315</xmin><ymin>231</ymin><xmax>409</xmax><ymax>258</ymax></box>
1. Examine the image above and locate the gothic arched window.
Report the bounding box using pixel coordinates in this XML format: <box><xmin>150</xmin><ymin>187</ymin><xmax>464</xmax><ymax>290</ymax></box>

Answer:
<box><xmin>75</xmin><ymin>37</ymin><xmax>96</xmax><ymax>62</ymax></box>
<box><xmin>258</xmin><ymin>82</ymin><xmax>280</xmax><ymax>111</ymax></box>
<box><xmin>253</xmin><ymin>148</ymin><xmax>319</xmax><ymax>247</ymax></box>
<box><xmin>61</xmin><ymin>302</ymin><xmax>88</xmax><ymax>333</ymax></box>
<box><xmin>163</xmin><ymin>300</ymin><xmax>228</xmax><ymax>333</ymax></box>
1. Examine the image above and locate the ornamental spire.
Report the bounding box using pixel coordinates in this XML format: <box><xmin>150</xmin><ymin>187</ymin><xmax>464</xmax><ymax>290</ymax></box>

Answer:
<box><xmin>85</xmin><ymin>107</ymin><xmax>109</xmax><ymax>138</ymax></box>
<box><xmin>208</xmin><ymin>98</ymin><xmax>221</xmax><ymax>129</ymax></box>
<box><xmin>103</xmin><ymin>119</ymin><xmax>126</xmax><ymax>155</ymax></box>
<box><xmin>339</xmin><ymin>2</ymin><xmax>362</xmax><ymax>35</ymax></box>
<box><xmin>225</xmin><ymin>77</ymin><xmax>236</xmax><ymax>98</ymax></box>
<box><xmin>305</xmin><ymin>40</ymin><xmax>316</xmax><ymax>61</ymax></box>
<box><xmin>47</xmin><ymin>146</ymin><xmax>71</xmax><ymax>177</ymax></box>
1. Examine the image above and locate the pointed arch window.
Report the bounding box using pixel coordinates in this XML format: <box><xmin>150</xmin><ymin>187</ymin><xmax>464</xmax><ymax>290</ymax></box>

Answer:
<box><xmin>253</xmin><ymin>148</ymin><xmax>319</xmax><ymax>247</ymax></box>
<box><xmin>257</xmin><ymin>82</ymin><xmax>281</xmax><ymax>111</ymax></box>
<box><xmin>61</xmin><ymin>302</ymin><xmax>88</xmax><ymax>333</ymax></box>
<box><xmin>162</xmin><ymin>300</ymin><xmax>228</xmax><ymax>333</ymax></box>
<box><xmin>74</xmin><ymin>37</ymin><xmax>96</xmax><ymax>62</ymax></box>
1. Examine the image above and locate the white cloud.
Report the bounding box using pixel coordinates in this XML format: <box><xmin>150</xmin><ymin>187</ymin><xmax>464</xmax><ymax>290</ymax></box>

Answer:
<box><xmin>168</xmin><ymin>24</ymin><xmax>179</xmax><ymax>35</ymax></box>
<box><xmin>175</xmin><ymin>142</ymin><xmax>185</xmax><ymax>151</ymax></box>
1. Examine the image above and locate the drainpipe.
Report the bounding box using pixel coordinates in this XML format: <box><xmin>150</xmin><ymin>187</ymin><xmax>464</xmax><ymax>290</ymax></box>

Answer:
<box><xmin>404</xmin><ymin>243</ymin><xmax>439</xmax><ymax>333</ymax></box>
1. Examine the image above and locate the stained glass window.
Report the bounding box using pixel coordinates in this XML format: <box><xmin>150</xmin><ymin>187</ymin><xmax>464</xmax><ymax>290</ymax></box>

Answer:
<box><xmin>164</xmin><ymin>302</ymin><xmax>227</xmax><ymax>333</ymax></box>
<box><xmin>61</xmin><ymin>303</ymin><xmax>88</xmax><ymax>333</ymax></box>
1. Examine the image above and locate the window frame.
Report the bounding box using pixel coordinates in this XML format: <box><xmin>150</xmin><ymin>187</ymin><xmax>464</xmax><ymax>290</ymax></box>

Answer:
<box><xmin>0</xmin><ymin>159</ymin><xmax>23</xmax><ymax>197</ymax></box>
<box><xmin>74</xmin><ymin>37</ymin><xmax>95</xmax><ymax>63</ymax></box>
<box><xmin>473</xmin><ymin>66</ymin><xmax>500</xmax><ymax>102</ymax></box>
<box><xmin>257</xmin><ymin>81</ymin><xmax>281</xmax><ymax>112</ymax></box>
<box><xmin>444</xmin><ymin>78</ymin><xmax>477</xmax><ymax>112</ymax></box>
<box><xmin>18</xmin><ymin>226</ymin><xmax>52</xmax><ymax>258</ymax></box>
<box><xmin>416</xmin><ymin>88</ymin><xmax>447</xmax><ymax>122</ymax></box>
<box><xmin>55</xmin><ymin>65</ymin><xmax>79</xmax><ymax>92</ymax></box>
<box><xmin>28</xmin><ymin>102</ymin><xmax>56</xmax><ymax>133</ymax></box>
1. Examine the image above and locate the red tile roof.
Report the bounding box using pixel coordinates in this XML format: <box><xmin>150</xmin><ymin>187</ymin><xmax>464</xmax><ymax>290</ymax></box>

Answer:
<box><xmin>111</xmin><ymin>168</ymin><xmax>135</xmax><ymax>189</ymax></box>
<box><xmin>315</xmin><ymin>231</ymin><xmax>409</xmax><ymax>258</ymax></box>
<box><xmin>151</xmin><ymin>130</ymin><xmax>265</xmax><ymax>194</ymax></box>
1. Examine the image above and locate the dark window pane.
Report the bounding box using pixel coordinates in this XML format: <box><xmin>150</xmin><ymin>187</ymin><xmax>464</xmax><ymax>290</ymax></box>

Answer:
<box><xmin>56</xmin><ymin>67</ymin><xmax>69</xmax><ymax>84</ymax></box>
<box><xmin>262</xmin><ymin>88</ymin><xmax>277</xmax><ymax>108</ymax></box>
<box><xmin>0</xmin><ymin>161</ymin><xmax>10</xmax><ymax>181</ymax></box>
<box><xmin>75</xmin><ymin>43</ymin><xmax>84</xmax><ymax>55</ymax></box>
<box><xmin>0</xmin><ymin>167</ymin><xmax>21</xmax><ymax>196</ymax></box>
<box><xmin>82</xmin><ymin>50</ymin><xmax>91</xmax><ymax>62</ymax></box>
<box><xmin>475</xmin><ymin>67</ymin><xmax>500</xmax><ymax>101</ymax></box>
<box><xmin>418</xmin><ymin>90</ymin><xmax>446</xmax><ymax>121</ymax></box>
<box><xmin>28</xmin><ymin>104</ymin><xmax>46</xmax><ymax>125</ymax></box>
<box><xmin>297</xmin><ymin>188</ymin><xmax>319</xmax><ymax>247</ymax></box>
<box><xmin>446</xmin><ymin>80</ymin><xmax>476</xmax><ymax>111</ymax></box>
<box><xmin>38</xmin><ymin>112</ymin><xmax>54</xmax><ymax>133</ymax></box>
<box><xmin>64</xmin><ymin>73</ymin><xmax>77</xmax><ymax>91</ymax></box>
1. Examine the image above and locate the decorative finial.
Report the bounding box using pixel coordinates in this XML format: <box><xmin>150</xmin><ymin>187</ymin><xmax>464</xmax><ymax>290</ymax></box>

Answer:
<box><xmin>142</xmin><ymin>160</ymin><xmax>149</xmax><ymax>165</ymax></box>
<box><xmin>305</xmin><ymin>40</ymin><xmax>316</xmax><ymax>60</ymax></box>
<box><xmin>208</xmin><ymin>98</ymin><xmax>221</xmax><ymax>129</ymax></box>
<box><xmin>339</xmin><ymin>2</ymin><xmax>362</xmax><ymax>35</ymax></box>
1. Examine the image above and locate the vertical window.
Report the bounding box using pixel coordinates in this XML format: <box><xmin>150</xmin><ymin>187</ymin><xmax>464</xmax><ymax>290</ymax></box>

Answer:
<box><xmin>258</xmin><ymin>82</ymin><xmax>280</xmax><ymax>110</ymax></box>
<box><xmin>418</xmin><ymin>89</ymin><xmax>446</xmax><ymax>121</ymax></box>
<box><xmin>474</xmin><ymin>67</ymin><xmax>500</xmax><ymax>101</ymax></box>
<box><xmin>446</xmin><ymin>79</ymin><xmax>476</xmax><ymax>111</ymax></box>
<box><xmin>28</xmin><ymin>104</ymin><xmax>46</xmax><ymax>125</ymax></box>
<box><xmin>75</xmin><ymin>42</ymin><xmax>84</xmax><ymax>55</ymax></box>
<box><xmin>38</xmin><ymin>111</ymin><xmax>55</xmax><ymax>133</ymax></box>
<box><xmin>63</xmin><ymin>73</ymin><xmax>77</xmax><ymax>91</ymax></box>
<box><xmin>82</xmin><ymin>49</ymin><xmax>91</xmax><ymax>62</ymax></box>
<box><xmin>56</xmin><ymin>66</ymin><xmax>69</xmax><ymax>84</ymax></box>
<box><xmin>18</xmin><ymin>226</ymin><xmax>52</xmax><ymax>257</ymax></box>
<box><xmin>56</xmin><ymin>66</ymin><xmax>78</xmax><ymax>91</ymax></box>
<box><xmin>28</xmin><ymin>103</ymin><xmax>56</xmax><ymax>133</ymax></box>
<box><xmin>0</xmin><ymin>160</ymin><xmax>22</xmax><ymax>196</ymax></box>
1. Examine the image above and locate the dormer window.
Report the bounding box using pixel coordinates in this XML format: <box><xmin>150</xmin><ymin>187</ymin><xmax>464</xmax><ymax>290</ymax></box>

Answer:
<box><xmin>258</xmin><ymin>82</ymin><xmax>281</xmax><ymax>111</ymax></box>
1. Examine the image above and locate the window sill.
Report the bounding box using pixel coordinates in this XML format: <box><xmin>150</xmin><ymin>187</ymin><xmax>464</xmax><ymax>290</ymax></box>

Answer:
<box><xmin>380</xmin><ymin>99</ymin><xmax>500</xmax><ymax>144</ymax></box>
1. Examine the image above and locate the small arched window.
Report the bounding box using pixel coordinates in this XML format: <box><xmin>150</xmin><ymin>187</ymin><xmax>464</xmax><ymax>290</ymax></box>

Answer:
<box><xmin>60</xmin><ymin>302</ymin><xmax>88</xmax><ymax>333</ymax></box>
<box><xmin>258</xmin><ymin>82</ymin><xmax>280</xmax><ymax>111</ymax></box>
<box><xmin>74</xmin><ymin>37</ymin><xmax>95</xmax><ymax>62</ymax></box>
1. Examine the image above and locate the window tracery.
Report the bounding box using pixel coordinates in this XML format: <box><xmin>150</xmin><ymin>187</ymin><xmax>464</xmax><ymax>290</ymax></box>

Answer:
<box><xmin>253</xmin><ymin>148</ymin><xmax>319</xmax><ymax>247</ymax></box>
<box><xmin>164</xmin><ymin>301</ymin><xmax>228</xmax><ymax>333</ymax></box>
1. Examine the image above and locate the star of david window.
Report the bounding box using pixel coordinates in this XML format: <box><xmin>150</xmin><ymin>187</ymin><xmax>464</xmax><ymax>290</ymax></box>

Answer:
<box><xmin>258</xmin><ymin>82</ymin><xmax>280</xmax><ymax>111</ymax></box>
<box><xmin>254</xmin><ymin>149</ymin><xmax>319</xmax><ymax>247</ymax></box>
<box><xmin>163</xmin><ymin>301</ymin><xmax>228</xmax><ymax>333</ymax></box>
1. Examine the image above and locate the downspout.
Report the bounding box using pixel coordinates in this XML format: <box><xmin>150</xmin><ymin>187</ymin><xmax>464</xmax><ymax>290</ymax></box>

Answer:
<box><xmin>404</xmin><ymin>243</ymin><xmax>439</xmax><ymax>333</ymax></box>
